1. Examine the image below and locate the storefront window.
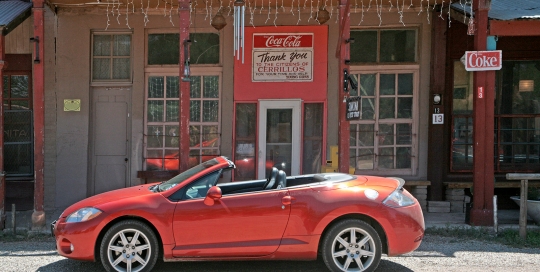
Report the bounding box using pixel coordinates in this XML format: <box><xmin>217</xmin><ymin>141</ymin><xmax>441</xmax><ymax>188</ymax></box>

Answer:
<box><xmin>451</xmin><ymin>60</ymin><xmax>540</xmax><ymax>172</ymax></box>
<box><xmin>148</xmin><ymin>33</ymin><xmax>220</xmax><ymax>65</ymax></box>
<box><xmin>350</xmin><ymin>29</ymin><xmax>417</xmax><ymax>64</ymax></box>
<box><xmin>92</xmin><ymin>33</ymin><xmax>132</xmax><ymax>81</ymax></box>
<box><xmin>303</xmin><ymin>103</ymin><xmax>324</xmax><ymax>174</ymax></box>
<box><xmin>3</xmin><ymin>74</ymin><xmax>33</xmax><ymax>177</ymax></box>
<box><xmin>234</xmin><ymin>103</ymin><xmax>257</xmax><ymax>181</ymax></box>
<box><xmin>349</xmin><ymin>72</ymin><xmax>416</xmax><ymax>174</ymax></box>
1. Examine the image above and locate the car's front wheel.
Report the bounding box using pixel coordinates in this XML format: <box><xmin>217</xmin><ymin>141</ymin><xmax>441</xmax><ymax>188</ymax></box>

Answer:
<box><xmin>100</xmin><ymin>220</ymin><xmax>159</xmax><ymax>272</ymax></box>
<box><xmin>322</xmin><ymin>219</ymin><xmax>382</xmax><ymax>272</ymax></box>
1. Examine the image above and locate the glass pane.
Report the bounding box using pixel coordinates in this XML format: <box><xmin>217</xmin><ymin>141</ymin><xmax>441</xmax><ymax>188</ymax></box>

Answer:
<box><xmin>398</xmin><ymin>73</ymin><xmax>413</xmax><ymax>95</ymax></box>
<box><xmin>236</xmin><ymin>103</ymin><xmax>257</xmax><ymax>138</ymax></box>
<box><xmin>454</xmin><ymin>117</ymin><xmax>473</xmax><ymax>145</ymax></box>
<box><xmin>92</xmin><ymin>58</ymin><xmax>110</xmax><ymax>80</ymax></box>
<box><xmin>202</xmin><ymin>125</ymin><xmax>219</xmax><ymax>143</ymax></box>
<box><xmin>358</xmin><ymin>124</ymin><xmax>374</xmax><ymax>146</ymax></box>
<box><xmin>148</xmin><ymin>77</ymin><xmax>164</xmax><ymax>98</ymax></box>
<box><xmin>189</xmin><ymin>125</ymin><xmax>200</xmax><ymax>147</ymax></box>
<box><xmin>203</xmin><ymin>101</ymin><xmax>219</xmax><ymax>122</ymax></box>
<box><xmin>190</xmin><ymin>76</ymin><xmax>201</xmax><ymax>98</ymax></box>
<box><xmin>147</xmin><ymin>125</ymin><xmax>164</xmax><ymax>148</ymax></box>
<box><xmin>303</xmin><ymin>103</ymin><xmax>323</xmax><ymax>174</ymax></box>
<box><xmin>453</xmin><ymin>61</ymin><xmax>473</xmax><ymax>114</ymax></box>
<box><xmin>379</xmin><ymin>147</ymin><xmax>394</xmax><ymax>169</ymax></box>
<box><xmin>350</xmin><ymin>124</ymin><xmax>358</xmax><ymax>147</ymax></box>
<box><xmin>379</xmin><ymin>124</ymin><xmax>394</xmax><ymax>145</ymax></box>
<box><xmin>112</xmin><ymin>58</ymin><xmax>130</xmax><ymax>79</ymax></box>
<box><xmin>148</xmin><ymin>33</ymin><xmax>179</xmax><ymax>65</ymax></box>
<box><xmin>396</xmin><ymin>147</ymin><xmax>411</xmax><ymax>168</ymax></box>
<box><xmin>147</xmin><ymin>101</ymin><xmax>164</xmax><ymax>122</ymax></box>
<box><xmin>146</xmin><ymin>149</ymin><xmax>163</xmax><ymax>171</ymax></box>
<box><xmin>190</xmin><ymin>33</ymin><xmax>220</xmax><ymax>64</ymax></box>
<box><xmin>163</xmin><ymin>150</ymin><xmax>179</xmax><ymax>170</ymax></box>
<box><xmin>4</xmin><ymin>143</ymin><xmax>32</xmax><ymax>175</ymax></box>
<box><xmin>497</xmin><ymin>61</ymin><xmax>540</xmax><ymax>115</ymax></box>
<box><xmin>165</xmin><ymin>125</ymin><xmax>179</xmax><ymax>148</ymax></box>
<box><xmin>189</xmin><ymin>149</ymin><xmax>200</xmax><ymax>168</ymax></box>
<box><xmin>349</xmin><ymin>74</ymin><xmax>359</xmax><ymax>96</ymax></box>
<box><xmin>4</xmin><ymin>111</ymin><xmax>32</xmax><ymax>142</ymax></box>
<box><xmin>361</xmin><ymin>98</ymin><xmax>375</xmax><ymax>120</ymax></box>
<box><xmin>93</xmin><ymin>35</ymin><xmax>111</xmax><ymax>56</ymax></box>
<box><xmin>379</xmin><ymin>98</ymin><xmax>395</xmax><ymax>119</ymax></box>
<box><xmin>10</xmin><ymin>76</ymin><xmax>28</xmax><ymax>98</ymax></box>
<box><xmin>190</xmin><ymin>101</ymin><xmax>200</xmax><ymax>122</ymax></box>
<box><xmin>166</xmin><ymin>100</ymin><xmax>179</xmax><ymax>122</ymax></box>
<box><xmin>350</xmin><ymin>30</ymin><xmax>377</xmax><ymax>63</ymax></box>
<box><xmin>266</xmin><ymin>109</ymin><xmax>293</xmax><ymax>176</ymax></box>
<box><xmin>166</xmin><ymin>76</ymin><xmax>179</xmax><ymax>98</ymax></box>
<box><xmin>360</xmin><ymin>74</ymin><xmax>375</xmax><ymax>96</ymax></box>
<box><xmin>11</xmin><ymin>101</ymin><xmax>29</xmax><ymax>110</ymax></box>
<box><xmin>203</xmin><ymin>76</ymin><xmax>219</xmax><ymax>98</ymax></box>
<box><xmin>397</xmin><ymin>97</ymin><xmax>413</xmax><ymax>118</ymax></box>
<box><xmin>113</xmin><ymin>35</ymin><xmax>131</xmax><ymax>56</ymax></box>
<box><xmin>3</xmin><ymin>76</ymin><xmax>8</xmax><ymax>98</ymax></box>
<box><xmin>356</xmin><ymin>149</ymin><xmax>374</xmax><ymax>169</ymax></box>
<box><xmin>380</xmin><ymin>30</ymin><xmax>416</xmax><ymax>63</ymax></box>
<box><xmin>380</xmin><ymin>74</ymin><xmax>395</xmax><ymax>95</ymax></box>
<box><xmin>397</xmin><ymin>124</ymin><xmax>412</xmax><ymax>144</ymax></box>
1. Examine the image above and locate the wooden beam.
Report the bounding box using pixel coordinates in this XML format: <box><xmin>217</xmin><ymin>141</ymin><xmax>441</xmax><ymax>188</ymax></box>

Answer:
<box><xmin>337</xmin><ymin>0</ymin><xmax>351</xmax><ymax>174</ymax></box>
<box><xmin>179</xmin><ymin>0</ymin><xmax>190</xmax><ymax>172</ymax></box>
<box><xmin>490</xmin><ymin>20</ymin><xmax>540</xmax><ymax>36</ymax></box>
<box><xmin>0</xmin><ymin>34</ymin><xmax>5</xmax><ymax>230</ymax></box>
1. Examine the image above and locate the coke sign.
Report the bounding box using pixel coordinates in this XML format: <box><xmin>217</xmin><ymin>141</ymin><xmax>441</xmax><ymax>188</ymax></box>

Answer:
<box><xmin>462</xmin><ymin>50</ymin><xmax>502</xmax><ymax>71</ymax></box>
<box><xmin>253</xmin><ymin>34</ymin><xmax>313</xmax><ymax>48</ymax></box>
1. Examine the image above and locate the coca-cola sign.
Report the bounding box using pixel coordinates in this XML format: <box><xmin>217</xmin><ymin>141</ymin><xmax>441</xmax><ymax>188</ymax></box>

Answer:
<box><xmin>461</xmin><ymin>50</ymin><xmax>502</xmax><ymax>71</ymax></box>
<box><xmin>254</xmin><ymin>34</ymin><xmax>313</xmax><ymax>48</ymax></box>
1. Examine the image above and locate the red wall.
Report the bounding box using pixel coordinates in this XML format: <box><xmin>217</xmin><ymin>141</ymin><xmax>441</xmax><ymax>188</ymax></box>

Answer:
<box><xmin>234</xmin><ymin>25</ymin><xmax>328</xmax><ymax>101</ymax></box>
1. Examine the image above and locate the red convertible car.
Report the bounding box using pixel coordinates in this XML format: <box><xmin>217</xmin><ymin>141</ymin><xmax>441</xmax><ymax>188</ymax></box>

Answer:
<box><xmin>52</xmin><ymin>156</ymin><xmax>424</xmax><ymax>272</ymax></box>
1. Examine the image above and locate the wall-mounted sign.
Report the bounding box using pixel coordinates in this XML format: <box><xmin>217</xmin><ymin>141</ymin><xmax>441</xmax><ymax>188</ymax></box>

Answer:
<box><xmin>432</xmin><ymin>114</ymin><xmax>444</xmax><ymax>124</ymax></box>
<box><xmin>252</xmin><ymin>33</ymin><xmax>313</xmax><ymax>82</ymax></box>
<box><xmin>64</xmin><ymin>99</ymin><xmax>81</xmax><ymax>111</ymax></box>
<box><xmin>346</xmin><ymin>96</ymin><xmax>361</xmax><ymax>121</ymax></box>
<box><xmin>461</xmin><ymin>50</ymin><xmax>502</xmax><ymax>71</ymax></box>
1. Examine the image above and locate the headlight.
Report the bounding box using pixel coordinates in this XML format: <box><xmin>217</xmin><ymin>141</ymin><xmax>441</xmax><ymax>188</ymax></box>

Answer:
<box><xmin>65</xmin><ymin>207</ymin><xmax>102</xmax><ymax>223</ymax></box>
<box><xmin>383</xmin><ymin>190</ymin><xmax>415</xmax><ymax>208</ymax></box>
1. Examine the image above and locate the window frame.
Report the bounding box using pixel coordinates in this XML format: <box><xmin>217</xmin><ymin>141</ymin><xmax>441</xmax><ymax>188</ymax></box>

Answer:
<box><xmin>349</xmin><ymin>27</ymin><xmax>419</xmax><ymax>65</ymax></box>
<box><xmin>349</xmin><ymin>65</ymin><xmax>420</xmax><ymax>176</ymax></box>
<box><xmin>91</xmin><ymin>31</ymin><xmax>133</xmax><ymax>84</ymax></box>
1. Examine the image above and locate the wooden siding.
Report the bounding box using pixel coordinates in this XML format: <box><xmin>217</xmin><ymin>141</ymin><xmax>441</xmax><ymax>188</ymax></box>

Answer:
<box><xmin>5</xmin><ymin>17</ymin><xmax>32</xmax><ymax>54</ymax></box>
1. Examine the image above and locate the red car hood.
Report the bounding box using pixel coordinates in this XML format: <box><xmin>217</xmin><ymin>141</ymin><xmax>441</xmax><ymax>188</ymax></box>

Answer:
<box><xmin>60</xmin><ymin>184</ymin><xmax>157</xmax><ymax>218</ymax></box>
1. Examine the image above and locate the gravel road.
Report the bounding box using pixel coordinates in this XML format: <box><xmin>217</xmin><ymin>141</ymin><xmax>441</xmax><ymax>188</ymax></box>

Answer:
<box><xmin>1</xmin><ymin>234</ymin><xmax>539</xmax><ymax>272</ymax></box>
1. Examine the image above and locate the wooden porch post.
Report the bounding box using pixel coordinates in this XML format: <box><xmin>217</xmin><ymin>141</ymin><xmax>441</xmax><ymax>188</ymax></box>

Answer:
<box><xmin>337</xmin><ymin>0</ymin><xmax>351</xmax><ymax>174</ymax></box>
<box><xmin>179</xmin><ymin>0</ymin><xmax>191</xmax><ymax>172</ymax></box>
<box><xmin>470</xmin><ymin>0</ymin><xmax>495</xmax><ymax>226</ymax></box>
<box><xmin>0</xmin><ymin>34</ymin><xmax>6</xmax><ymax>229</ymax></box>
<box><xmin>32</xmin><ymin>0</ymin><xmax>46</xmax><ymax>230</ymax></box>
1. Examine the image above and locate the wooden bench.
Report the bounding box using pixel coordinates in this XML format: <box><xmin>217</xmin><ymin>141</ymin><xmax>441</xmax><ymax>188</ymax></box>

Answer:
<box><xmin>444</xmin><ymin>181</ymin><xmax>540</xmax><ymax>189</ymax></box>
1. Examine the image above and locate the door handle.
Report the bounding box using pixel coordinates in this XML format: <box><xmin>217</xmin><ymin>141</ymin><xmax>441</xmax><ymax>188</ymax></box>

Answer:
<box><xmin>282</xmin><ymin>195</ymin><xmax>294</xmax><ymax>205</ymax></box>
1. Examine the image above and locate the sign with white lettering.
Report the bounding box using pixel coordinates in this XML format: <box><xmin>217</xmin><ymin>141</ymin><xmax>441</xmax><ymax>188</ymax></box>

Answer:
<box><xmin>252</xmin><ymin>33</ymin><xmax>313</xmax><ymax>82</ymax></box>
<box><xmin>346</xmin><ymin>97</ymin><xmax>361</xmax><ymax>121</ymax></box>
<box><xmin>461</xmin><ymin>50</ymin><xmax>502</xmax><ymax>71</ymax></box>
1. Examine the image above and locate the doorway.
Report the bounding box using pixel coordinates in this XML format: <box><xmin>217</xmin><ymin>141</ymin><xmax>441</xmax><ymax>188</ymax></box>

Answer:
<box><xmin>257</xmin><ymin>100</ymin><xmax>301</xmax><ymax>179</ymax></box>
<box><xmin>90</xmin><ymin>87</ymin><xmax>131</xmax><ymax>195</ymax></box>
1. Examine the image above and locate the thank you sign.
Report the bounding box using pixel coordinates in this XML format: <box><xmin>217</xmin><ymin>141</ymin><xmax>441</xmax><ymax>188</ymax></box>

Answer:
<box><xmin>252</xmin><ymin>34</ymin><xmax>313</xmax><ymax>82</ymax></box>
<box><xmin>346</xmin><ymin>97</ymin><xmax>361</xmax><ymax>121</ymax></box>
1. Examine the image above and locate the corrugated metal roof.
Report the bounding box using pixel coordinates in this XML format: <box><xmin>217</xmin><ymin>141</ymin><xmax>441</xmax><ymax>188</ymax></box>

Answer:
<box><xmin>452</xmin><ymin>0</ymin><xmax>540</xmax><ymax>20</ymax></box>
<box><xmin>0</xmin><ymin>0</ymin><xmax>33</xmax><ymax>36</ymax></box>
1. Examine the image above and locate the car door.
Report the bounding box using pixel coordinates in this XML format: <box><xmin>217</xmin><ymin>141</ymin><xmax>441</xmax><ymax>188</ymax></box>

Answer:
<box><xmin>171</xmin><ymin>180</ymin><xmax>291</xmax><ymax>258</ymax></box>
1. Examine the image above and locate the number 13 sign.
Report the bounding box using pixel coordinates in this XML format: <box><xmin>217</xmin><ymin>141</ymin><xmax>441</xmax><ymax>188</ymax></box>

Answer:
<box><xmin>432</xmin><ymin>114</ymin><xmax>444</xmax><ymax>124</ymax></box>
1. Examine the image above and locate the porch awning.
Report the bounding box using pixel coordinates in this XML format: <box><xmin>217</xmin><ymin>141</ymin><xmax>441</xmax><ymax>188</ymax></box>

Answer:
<box><xmin>0</xmin><ymin>0</ymin><xmax>33</xmax><ymax>36</ymax></box>
<box><xmin>452</xmin><ymin>0</ymin><xmax>540</xmax><ymax>20</ymax></box>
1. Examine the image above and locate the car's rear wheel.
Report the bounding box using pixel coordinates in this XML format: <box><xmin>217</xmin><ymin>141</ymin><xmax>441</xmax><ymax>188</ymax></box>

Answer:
<box><xmin>322</xmin><ymin>219</ymin><xmax>382</xmax><ymax>272</ymax></box>
<box><xmin>100</xmin><ymin>220</ymin><xmax>159</xmax><ymax>272</ymax></box>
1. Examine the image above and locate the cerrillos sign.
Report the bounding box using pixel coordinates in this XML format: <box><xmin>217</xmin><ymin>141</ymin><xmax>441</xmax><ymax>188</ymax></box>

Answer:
<box><xmin>252</xmin><ymin>33</ymin><xmax>314</xmax><ymax>82</ymax></box>
<box><xmin>461</xmin><ymin>50</ymin><xmax>502</xmax><ymax>71</ymax></box>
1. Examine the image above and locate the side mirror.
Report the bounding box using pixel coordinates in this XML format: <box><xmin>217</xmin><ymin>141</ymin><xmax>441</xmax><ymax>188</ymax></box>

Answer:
<box><xmin>203</xmin><ymin>186</ymin><xmax>222</xmax><ymax>206</ymax></box>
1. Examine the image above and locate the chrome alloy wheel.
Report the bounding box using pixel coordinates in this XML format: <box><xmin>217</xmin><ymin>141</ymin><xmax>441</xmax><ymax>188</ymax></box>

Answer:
<box><xmin>106</xmin><ymin>228</ymin><xmax>152</xmax><ymax>272</ymax></box>
<box><xmin>330</xmin><ymin>226</ymin><xmax>376</xmax><ymax>271</ymax></box>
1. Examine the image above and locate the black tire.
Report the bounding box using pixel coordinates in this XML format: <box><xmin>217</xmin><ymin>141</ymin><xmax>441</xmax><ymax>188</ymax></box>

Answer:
<box><xmin>321</xmin><ymin>219</ymin><xmax>382</xmax><ymax>272</ymax></box>
<box><xmin>100</xmin><ymin>220</ymin><xmax>159</xmax><ymax>272</ymax></box>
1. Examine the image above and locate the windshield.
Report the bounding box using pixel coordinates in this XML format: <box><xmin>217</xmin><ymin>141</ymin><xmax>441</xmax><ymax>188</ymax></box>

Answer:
<box><xmin>158</xmin><ymin>158</ymin><xmax>219</xmax><ymax>192</ymax></box>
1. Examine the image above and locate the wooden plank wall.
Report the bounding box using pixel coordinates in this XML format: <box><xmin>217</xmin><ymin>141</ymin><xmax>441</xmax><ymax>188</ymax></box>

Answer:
<box><xmin>5</xmin><ymin>17</ymin><xmax>33</xmax><ymax>54</ymax></box>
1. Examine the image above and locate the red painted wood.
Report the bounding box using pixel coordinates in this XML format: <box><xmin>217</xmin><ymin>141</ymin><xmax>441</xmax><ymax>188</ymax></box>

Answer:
<box><xmin>33</xmin><ymin>1</ymin><xmax>45</xmax><ymax>218</ymax></box>
<box><xmin>338</xmin><ymin>0</ymin><xmax>350</xmax><ymax>174</ymax></box>
<box><xmin>470</xmin><ymin>0</ymin><xmax>494</xmax><ymax>226</ymax></box>
<box><xmin>233</xmin><ymin>26</ymin><xmax>328</xmax><ymax>102</ymax></box>
<box><xmin>490</xmin><ymin>21</ymin><xmax>540</xmax><ymax>37</ymax></box>
<box><xmin>179</xmin><ymin>0</ymin><xmax>190</xmax><ymax>172</ymax></box>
